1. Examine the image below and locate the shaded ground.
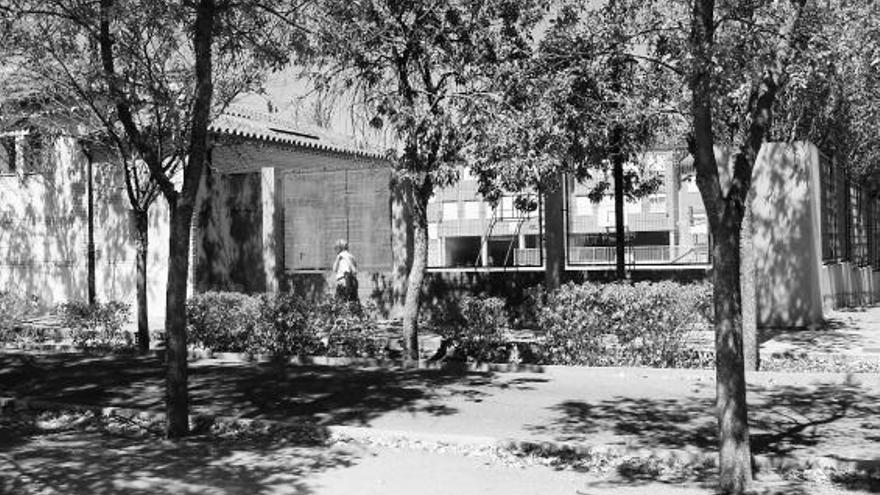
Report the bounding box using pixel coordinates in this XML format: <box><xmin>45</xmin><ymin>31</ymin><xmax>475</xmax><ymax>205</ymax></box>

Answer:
<box><xmin>1</xmin><ymin>412</ymin><xmax>874</xmax><ymax>495</ymax></box>
<box><xmin>1</xmin><ymin>353</ymin><xmax>878</xmax><ymax>473</ymax></box>
<box><xmin>761</xmin><ymin>307</ymin><xmax>880</xmax><ymax>356</ymax></box>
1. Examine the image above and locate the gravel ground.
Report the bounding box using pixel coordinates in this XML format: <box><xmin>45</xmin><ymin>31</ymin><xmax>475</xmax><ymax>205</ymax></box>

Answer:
<box><xmin>1</xmin><ymin>409</ymin><xmax>876</xmax><ymax>495</ymax></box>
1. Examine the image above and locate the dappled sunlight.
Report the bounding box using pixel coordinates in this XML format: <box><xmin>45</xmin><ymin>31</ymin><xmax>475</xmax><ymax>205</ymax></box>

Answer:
<box><xmin>0</xmin><ymin>424</ymin><xmax>361</xmax><ymax>495</ymax></box>
<box><xmin>0</xmin><ymin>353</ymin><xmax>532</xmax><ymax>427</ymax></box>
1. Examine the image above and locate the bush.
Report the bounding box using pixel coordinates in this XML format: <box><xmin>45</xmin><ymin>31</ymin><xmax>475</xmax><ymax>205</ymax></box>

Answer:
<box><xmin>453</xmin><ymin>295</ymin><xmax>511</xmax><ymax>363</ymax></box>
<box><xmin>187</xmin><ymin>291</ymin><xmax>386</xmax><ymax>359</ymax></box>
<box><xmin>0</xmin><ymin>291</ymin><xmax>43</xmax><ymax>344</ymax></box>
<box><xmin>187</xmin><ymin>292</ymin><xmax>263</xmax><ymax>353</ymax></box>
<box><xmin>310</xmin><ymin>298</ymin><xmax>384</xmax><ymax>358</ymax></box>
<box><xmin>535</xmin><ymin>281</ymin><xmax>712</xmax><ymax>367</ymax></box>
<box><xmin>249</xmin><ymin>293</ymin><xmax>321</xmax><ymax>357</ymax></box>
<box><xmin>59</xmin><ymin>301</ymin><xmax>132</xmax><ymax>351</ymax></box>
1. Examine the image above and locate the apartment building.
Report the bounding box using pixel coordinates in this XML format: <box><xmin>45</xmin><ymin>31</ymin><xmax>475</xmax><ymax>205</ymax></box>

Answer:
<box><xmin>426</xmin><ymin>149</ymin><xmax>711</xmax><ymax>273</ymax></box>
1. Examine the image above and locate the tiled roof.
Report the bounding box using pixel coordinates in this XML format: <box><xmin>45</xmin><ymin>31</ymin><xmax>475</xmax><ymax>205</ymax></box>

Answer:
<box><xmin>210</xmin><ymin>106</ymin><xmax>385</xmax><ymax>161</ymax></box>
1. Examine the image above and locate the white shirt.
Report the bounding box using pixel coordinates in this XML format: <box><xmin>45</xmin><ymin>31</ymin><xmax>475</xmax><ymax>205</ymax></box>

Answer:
<box><xmin>334</xmin><ymin>250</ymin><xmax>357</xmax><ymax>280</ymax></box>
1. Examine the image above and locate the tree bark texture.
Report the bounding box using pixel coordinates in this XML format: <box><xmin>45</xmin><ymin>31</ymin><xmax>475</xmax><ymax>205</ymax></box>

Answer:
<box><xmin>613</xmin><ymin>147</ymin><xmax>626</xmax><ymax>280</ymax></box>
<box><xmin>164</xmin><ymin>201</ymin><xmax>192</xmax><ymax>439</ymax></box>
<box><xmin>543</xmin><ymin>177</ymin><xmax>565</xmax><ymax>290</ymax></box>
<box><xmin>401</xmin><ymin>192</ymin><xmax>428</xmax><ymax>364</ymax></box>
<box><xmin>164</xmin><ymin>0</ymin><xmax>216</xmax><ymax>439</ymax></box>
<box><xmin>134</xmin><ymin>209</ymin><xmax>149</xmax><ymax>354</ymax></box>
<box><xmin>86</xmin><ymin>150</ymin><xmax>96</xmax><ymax>306</ymax></box>
<box><xmin>689</xmin><ymin>0</ymin><xmax>754</xmax><ymax>490</ymax></box>
<box><xmin>713</xmin><ymin>209</ymin><xmax>753</xmax><ymax>493</ymax></box>
<box><xmin>740</xmin><ymin>199</ymin><xmax>758</xmax><ymax>371</ymax></box>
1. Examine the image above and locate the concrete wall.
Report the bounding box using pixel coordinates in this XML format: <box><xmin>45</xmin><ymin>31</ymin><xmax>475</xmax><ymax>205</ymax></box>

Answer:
<box><xmin>0</xmin><ymin>136</ymin><xmax>170</xmax><ymax>327</ymax></box>
<box><xmin>750</xmin><ymin>142</ymin><xmax>824</xmax><ymax>328</ymax></box>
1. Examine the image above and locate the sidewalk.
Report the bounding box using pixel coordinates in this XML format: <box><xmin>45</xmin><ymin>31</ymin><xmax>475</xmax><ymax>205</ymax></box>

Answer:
<box><xmin>761</xmin><ymin>307</ymin><xmax>880</xmax><ymax>357</ymax></box>
<box><xmin>1</xmin><ymin>352</ymin><xmax>878</xmax><ymax>474</ymax></box>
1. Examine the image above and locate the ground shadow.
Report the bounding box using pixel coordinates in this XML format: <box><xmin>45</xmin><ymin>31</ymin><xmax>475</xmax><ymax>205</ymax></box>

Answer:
<box><xmin>0</xmin><ymin>413</ymin><xmax>356</xmax><ymax>495</ymax></box>
<box><xmin>0</xmin><ymin>353</ymin><xmax>520</xmax><ymax>426</ymax></box>
<box><xmin>529</xmin><ymin>378</ymin><xmax>880</xmax><ymax>486</ymax></box>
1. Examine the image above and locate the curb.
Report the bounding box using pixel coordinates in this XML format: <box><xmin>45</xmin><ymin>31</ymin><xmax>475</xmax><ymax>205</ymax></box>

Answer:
<box><xmin>2</xmin><ymin>397</ymin><xmax>876</xmax><ymax>478</ymax></box>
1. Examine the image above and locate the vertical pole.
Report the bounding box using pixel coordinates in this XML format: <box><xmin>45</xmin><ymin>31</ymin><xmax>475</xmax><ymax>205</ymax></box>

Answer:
<box><xmin>85</xmin><ymin>143</ymin><xmax>96</xmax><ymax>306</ymax></box>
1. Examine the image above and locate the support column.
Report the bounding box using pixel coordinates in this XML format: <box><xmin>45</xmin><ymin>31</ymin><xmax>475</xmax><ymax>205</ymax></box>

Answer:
<box><xmin>261</xmin><ymin>167</ymin><xmax>278</xmax><ymax>293</ymax></box>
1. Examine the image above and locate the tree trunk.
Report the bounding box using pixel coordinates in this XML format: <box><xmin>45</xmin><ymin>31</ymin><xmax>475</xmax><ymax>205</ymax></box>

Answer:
<box><xmin>613</xmin><ymin>148</ymin><xmax>626</xmax><ymax>280</ymax></box>
<box><xmin>390</xmin><ymin>177</ymin><xmax>413</xmax><ymax>319</ymax></box>
<box><xmin>164</xmin><ymin>201</ymin><xmax>192</xmax><ymax>438</ymax></box>
<box><xmin>86</xmin><ymin>148</ymin><xmax>96</xmax><ymax>305</ymax></box>
<box><xmin>134</xmin><ymin>209</ymin><xmax>149</xmax><ymax>354</ymax></box>
<box><xmin>740</xmin><ymin>200</ymin><xmax>758</xmax><ymax>371</ymax></box>
<box><xmin>543</xmin><ymin>177</ymin><xmax>565</xmax><ymax>290</ymax></box>
<box><xmin>713</xmin><ymin>208</ymin><xmax>753</xmax><ymax>494</ymax></box>
<box><xmin>162</xmin><ymin>0</ymin><xmax>215</xmax><ymax>439</ymax></box>
<box><xmin>402</xmin><ymin>194</ymin><xmax>428</xmax><ymax>364</ymax></box>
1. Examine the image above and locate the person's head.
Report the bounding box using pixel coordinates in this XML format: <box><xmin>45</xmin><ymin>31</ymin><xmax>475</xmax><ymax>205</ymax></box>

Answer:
<box><xmin>334</xmin><ymin>239</ymin><xmax>349</xmax><ymax>253</ymax></box>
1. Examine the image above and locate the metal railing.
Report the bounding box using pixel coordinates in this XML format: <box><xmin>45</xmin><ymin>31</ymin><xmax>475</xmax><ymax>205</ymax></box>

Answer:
<box><xmin>568</xmin><ymin>244</ymin><xmax>710</xmax><ymax>265</ymax></box>
<box><xmin>513</xmin><ymin>248</ymin><xmax>541</xmax><ymax>266</ymax></box>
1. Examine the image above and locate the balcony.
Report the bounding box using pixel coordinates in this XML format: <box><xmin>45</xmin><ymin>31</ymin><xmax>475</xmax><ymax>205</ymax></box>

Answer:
<box><xmin>513</xmin><ymin>248</ymin><xmax>541</xmax><ymax>266</ymax></box>
<box><xmin>568</xmin><ymin>245</ymin><xmax>710</xmax><ymax>265</ymax></box>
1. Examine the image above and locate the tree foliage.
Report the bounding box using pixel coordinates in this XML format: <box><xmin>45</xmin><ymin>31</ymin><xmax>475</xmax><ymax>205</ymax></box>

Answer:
<box><xmin>306</xmin><ymin>0</ymin><xmax>543</xmax><ymax>359</ymax></box>
<box><xmin>464</xmin><ymin>0</ymin><xmax>677</xmax><ymax>202</ymax></box>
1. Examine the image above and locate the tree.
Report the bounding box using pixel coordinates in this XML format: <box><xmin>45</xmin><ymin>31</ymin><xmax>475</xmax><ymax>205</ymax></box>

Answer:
<box><xmin>477</xmin><ymin>0</ymin><xmax>850</xmax><ymax>492</ymax></box>
<box><xmin>307</xmin><ymin>0</ymin><xmax>541</xmax><ymax>362</ymax></box>
<box><xmin>6</xmin><ymin>13</ymin><xmax>162</xmax><ymax>353</ymax></box>
<box><xmin>465</xmin><ymin>1</ymin><xmax>671</xmax><ymax>284</ymax></box>
<box><xmin>12</xmin><ymin>0</ymin><xmax>303</xmax><ymax>438</ymax></box>
<box><xmin>685</xmin><ymin>0</ymin><xmax>812</xmax><ymax>491</ymax></box>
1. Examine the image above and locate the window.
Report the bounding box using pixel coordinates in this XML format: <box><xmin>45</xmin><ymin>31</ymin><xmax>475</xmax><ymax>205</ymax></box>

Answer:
<box><xmin>442</xmin><ymin>201</ymin><xmax>458</xmax><ymax>221</ymax></box>
<box><xmin>575</xmin><ymin>196</ymin><xmax>593</xmax><ymax>216</ymax></box>
<box><xmin>463</xmin><ymin>200</ymin><xmax>481</xmax><ymax>220</ymax></box>
<box><xmin>625</xmin><ymin>200</ymin><xmax>641</xmax><ymax>215</ymax></box>
<box><xmin>851</xmin><ymin>185</ymin><xmax>868</xmax><ymax>265</ymax></box>
<box><xmin>0</xmin><ymin>136</ymin><xmax>17</xmax><ymax>174</ymax></box>
<box><xmin>648</xmin><ymin>194</ymin><xmax>666</xmax><ymax>213</ymax></box>
<box><xmin>444</xmin><ymin>236</ymin><xmax>481</xmax><ymax>267</ymax></box>
<box><xmin>495</xmin><ymin>196</ymin><xmax>515</xmax><ymax>218</ymax></box>
<box><xmin>820</xmin><ymin>153</ymin><xmax>841</xmax><ymax>261</ymax></box>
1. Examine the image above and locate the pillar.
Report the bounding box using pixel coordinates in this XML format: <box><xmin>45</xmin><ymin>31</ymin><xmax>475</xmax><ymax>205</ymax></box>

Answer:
<box><xmin>261</xmin><ymin>166</ymin><xmax>279</xmax><ymax>293</ymax></box>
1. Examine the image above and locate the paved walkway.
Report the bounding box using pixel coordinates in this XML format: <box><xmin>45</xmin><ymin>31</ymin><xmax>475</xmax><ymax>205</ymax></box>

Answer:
<box><xmin>761</xmin><ymin>307</ymin><xmax>880</xmax><ymax>357</ymax></box>
<box><xmin>1</xmin><ymin>353</ymin><xmax>878</xmax><ymax>471</ymax></box>
<box><xmin>3</xmin><ymin>421</ymin><xmax>857</xmax><ymax>495</ymax></box>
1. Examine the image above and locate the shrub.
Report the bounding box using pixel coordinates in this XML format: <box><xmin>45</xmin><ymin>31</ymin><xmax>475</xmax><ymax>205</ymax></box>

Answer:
<box><xmin>187</xmin><ymin>292</ymin><xmax>263</xmax><ymax>353</ymax></box>
<box><xmin>0</xmin><ymin>291</ymin><xmax>43</xmax><ymax>344</ymax></box>
<box><xmin>454</xmin><ymin>295</ymin><xmax>510</xmax><ymax>363</ymax></box>
<box><xmin>249</xmin><ymin>293</ymin><xmax>321</xmax><ymax>357</ymax></box>
<box><xmin>310</xmin><ymin>298</ymin><xmax>384</xmax><ymax>358</ymax></box>
<box><xmin>535</xmin><ymin>281</ymin><xmax>712</xmax><ymax>367</ymax></box>
<box><xmin>186</xmin><ymin>291</ymin><xmax>386</xmax><ymax>359</ymax></box>
<box><xmin>59</xmin><ymin>301</ymin><xmax>132</xmax><ymax>351</ymax></box>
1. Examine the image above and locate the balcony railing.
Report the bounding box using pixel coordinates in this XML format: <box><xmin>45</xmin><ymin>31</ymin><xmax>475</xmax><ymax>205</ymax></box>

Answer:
<box><xmin>568</xmin><ymin>245</ymin><xmax>710</xmax><ymax>265</ymax></box>
<box><xmin>513</xmin><ymin>248</ymin><xmax>541</xmax><ymax>266</ymax></box>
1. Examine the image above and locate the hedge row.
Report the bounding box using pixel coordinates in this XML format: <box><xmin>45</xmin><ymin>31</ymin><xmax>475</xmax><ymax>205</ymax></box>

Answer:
<box><xmin>187</xmin><ymin>292</ymin><xmax>385</xmax><ymax>358</ymax></box>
